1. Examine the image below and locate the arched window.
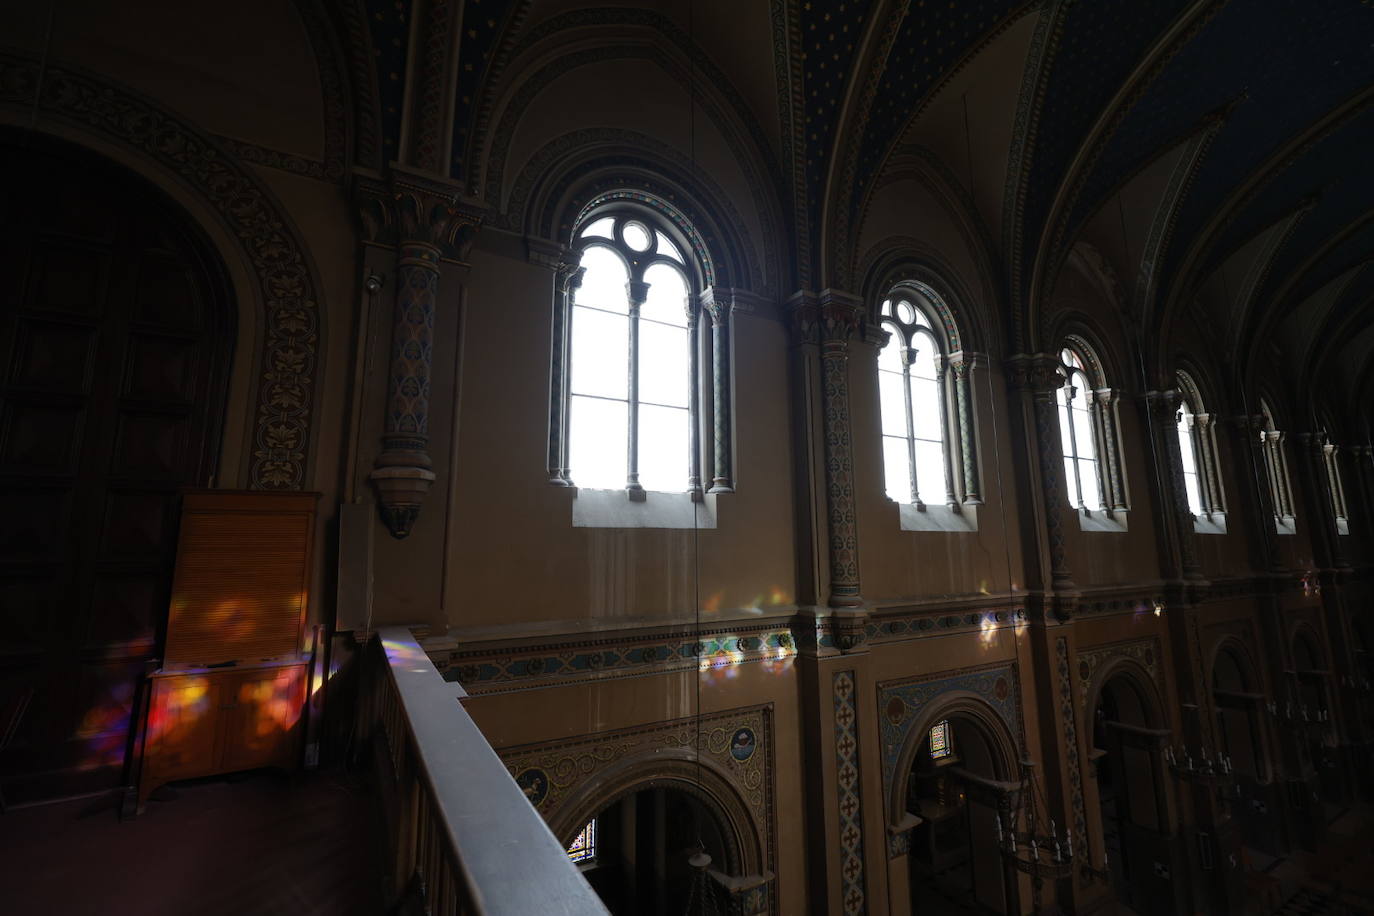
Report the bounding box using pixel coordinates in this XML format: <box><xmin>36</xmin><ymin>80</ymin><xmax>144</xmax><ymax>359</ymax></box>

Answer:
<box><xmin>1057</xmin><ymin>347</ymin><xmax>1100</xmax><ymax>511</ymax></box>
<box><xmin>875</xmin><ymin>287</ymin><xmax>980</xmax><ymax>515</ymax></box>
<box><xmin>1258</xmin><ymin>400</ymin><xmax>1296</xmax><ymax>530</ymax></box>
<box><xmin>553</xmin><ymin>209</ymin><xmax>710</xmax><ymax>497</ymax></box>
<box><xmin>1055</xmin><ymin>338</ymin><xmax>1128</xmax><ymax>518</ymax></box>
<box><xmin>1175</xmin><ymin>371</ymin><xmax>1225</xmax><ymax>523</ymax></box>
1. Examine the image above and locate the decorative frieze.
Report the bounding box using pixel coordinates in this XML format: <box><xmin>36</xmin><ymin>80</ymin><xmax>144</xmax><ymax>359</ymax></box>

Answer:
<box><xmin>833</xmin><ymin>671</ymin><xmax>867</xmax><ymax>916</ymax></box>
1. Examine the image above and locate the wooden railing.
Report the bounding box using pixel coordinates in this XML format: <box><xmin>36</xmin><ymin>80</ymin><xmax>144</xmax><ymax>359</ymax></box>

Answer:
<box><xmin>362</xmin><ymin>626</ymin><xmax>608</xmax><ymax>915</ymax></box>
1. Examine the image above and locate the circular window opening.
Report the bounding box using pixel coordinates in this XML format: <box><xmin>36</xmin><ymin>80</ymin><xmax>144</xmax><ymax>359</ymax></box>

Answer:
<box><xmin>622</xmin><ymin>220</ymin><xmax>652</xmax><ymax>252</ymax></box>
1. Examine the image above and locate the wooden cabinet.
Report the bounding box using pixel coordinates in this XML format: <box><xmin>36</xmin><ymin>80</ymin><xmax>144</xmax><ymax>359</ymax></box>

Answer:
<box><xmin>133</xmin><ymin>490</ymin><xmax>318</xmax><ymax>812</ymax></box>
<box><xmin>139</xmin><ymin>661</ymin><xmax>306</xmax><ymax>807</ymax></box>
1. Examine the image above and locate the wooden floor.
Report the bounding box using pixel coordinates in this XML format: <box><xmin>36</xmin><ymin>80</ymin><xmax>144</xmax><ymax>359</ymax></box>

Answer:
<box><xmin>0</xmin><ymin>768</ymin><xmax>384</xmax><ymax>916</ymax></box>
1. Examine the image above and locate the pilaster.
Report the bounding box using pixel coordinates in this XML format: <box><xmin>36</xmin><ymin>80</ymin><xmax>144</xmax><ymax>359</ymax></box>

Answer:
<box><xmin>817</xmin><ymin>289</ymin><xmax>865</xmax><ymax>610</ymax></box>
<box><xmin>1006</xmin><ymin>353</ymin><xmax>1074</xmax><ymax>601</ymax></box>
<box><xmin>356</xmin><ymin>170</ymin><xmax>483</xmax><ymax>538</ymax></box>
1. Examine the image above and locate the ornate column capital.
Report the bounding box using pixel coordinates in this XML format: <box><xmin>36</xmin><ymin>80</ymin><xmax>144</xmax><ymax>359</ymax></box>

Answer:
<box><xmin>355</xmin><ymin>169</ymin><xmax>484</xmax><ymax>263</ymax></box>
<box><xmin>784</xmin><ymin>289</ymin><xmax>820</xmax><ymax>347</ymax></box>
<box><xmin>1093</xmin><ymin>386</ymin><xmax>1121</xmax><ymax>409</ymax></box>
<box><xmin>818</xmin><ymin>288</ymin><xmax>864</xmax><ymax>343</ymax></box>
<box><xmin>1222</xmin><ymin>413</ymin><xmax>1266</xmax><ymax>434</ymax></box>
<box><xmin>1144</xmin><ymin>388</ymin><xmax>1182</xmax><ymax>418</ymax></box>
<box><xmin>699</xmin><ymin>285</ymin><xmax>736</xmax><ymax>327</ymax></box>
<box><xmin>1005</xmin><ymin>352</ymin><xmax>1064</xmax><ymax>396</ymax></box>
<box><xmin>947</xmin><ymin>350</ymin><xmax>987</xmax><ymax>378</ymax></box>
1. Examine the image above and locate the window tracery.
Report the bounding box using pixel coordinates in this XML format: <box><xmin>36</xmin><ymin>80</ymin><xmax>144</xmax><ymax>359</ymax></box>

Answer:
<box><xmin>874</xmin><ymin>286</ymin><xmax>980</xmax><ymax>516</ymax></box>
<box><xmin>548</xmin><ymin>206</ymin><xmax>732</xmax><ymax>504</ymax></box>
<box><xmin>1175</xmin><ymin>371</ymin><xmax>1226</xmax><ymax>523</ymax></box>
<box><xmin>1055</xmin><ymin>338</ymin><xmax>1128</xmax><ymax>517</ymax></box>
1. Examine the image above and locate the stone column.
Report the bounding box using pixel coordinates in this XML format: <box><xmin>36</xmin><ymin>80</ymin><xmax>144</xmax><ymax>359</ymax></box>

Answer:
<box><xmin>1007</xmin><ymin>353</ymin><xmax>1074</xmax><ymax>597</ymax></box>
<box><xmin>949</xmin><ymin>353</ymin><xmax>982</xmax><ymax>505</ymax></box>
<box><xmin>702</xmin><ymin>289</ymin><xmax>736</xmax><ymax>493</ymax></box>
<box><xmin>1095</xmin><ymin>388</ymin><xmax>1128</xmax><ymax>514</ymax></box>
<box><xmin>533</xmin><ymin>242</ymin><xmax>581</xmax><ymax>487</ymax></box>
<box><xmin>818</xmin><ymin>290</ymin><xmax>865</xmax><ymax>611</ymax></box>
<box><xmin>1193</xmin><ymin>412</ymin><xmax>1225</xmax><ymax>517</ymax></box>
<box><xmin>357</xmin><ymin>171</ymin><xmax>482</xmax><ymax>538</ymax></box>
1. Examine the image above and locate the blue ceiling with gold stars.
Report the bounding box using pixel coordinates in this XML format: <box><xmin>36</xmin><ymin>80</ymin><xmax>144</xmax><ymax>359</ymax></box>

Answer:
<box><xmin>357</xmin><ymin>0</ymin><xmax>1374</xmax><ymax>361</ymax></box>
<box><xmin>850</xmin><ymin>0</ymin><xmax>1025</xmax><ymax>219</ymax></box>
<box><xmin>799</xmin><ymin>0</ymin><xmax>875</xmax><ymax>222</ymax></box>
<box><xmin>1069</xmin><ymin>0</ymin><xmax>1374</xmax><ymax>320</ymax></box>
<box><xmin>364</xmin><ymin>0</ymin><xmax>413</xmax><ymax>162</ymax></box>
<box><xmin>1022</xmin><ymin>0</ymin><xmax>1192</xmax><ymax>258</ymax></box>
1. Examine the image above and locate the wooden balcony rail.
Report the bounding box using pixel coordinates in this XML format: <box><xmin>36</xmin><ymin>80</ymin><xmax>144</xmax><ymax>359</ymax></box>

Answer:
<box><xmin>362</xmin><ymin>626</ymin><xmax>608</xmax><ymax>915</ymax></box>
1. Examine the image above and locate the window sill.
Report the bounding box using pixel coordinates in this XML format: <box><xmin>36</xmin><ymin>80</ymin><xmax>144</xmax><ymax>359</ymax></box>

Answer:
<box><xmin>1274</xmin><ymin>515</ymin><xmax>1296</xmax><ymax>536</ymax></box>
<box><xmin>571</xmin><ymin>487</ymin><xmax>718</xmax><ymax>529</ymax></box>
<box><xmin>896</xmin><ymin>501</ymin><xmax>978</xmax><ymax>533</ymax></box>
<box><xmin>1193</xmin><ymin>512</ymin><xmax>1228</xmax><ymax>536</ymax></box>
<box><xmin>1076</xmin><ymin>507</ymin><xmax>1128</xmax><ymax>533</ymax></box>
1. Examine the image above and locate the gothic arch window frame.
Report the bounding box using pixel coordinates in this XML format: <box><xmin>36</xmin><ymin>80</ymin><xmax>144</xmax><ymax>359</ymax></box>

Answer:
<box><xmin>1175</xmin><ymin>370</ymin><xmax>1227</xmax><ymax>530</ymax></box>
<box><xmin>547</xmin><ymin>196</ymin><xmax>736</xmax><ymax>522</ymax></box>
<box><xmin>873</xmin><ymin>281</ymin><xmax>983</xmax><ymax>528</ymax></box>
<box><xmin>1056</xmin><ymin>335</ymin><xmax>1129</xmax><ymax>521</ymax></box>
<box><xmin>1258</xmin><ymin>398</ymin><xmax>1297</xmax><ymax>533</ymax></box>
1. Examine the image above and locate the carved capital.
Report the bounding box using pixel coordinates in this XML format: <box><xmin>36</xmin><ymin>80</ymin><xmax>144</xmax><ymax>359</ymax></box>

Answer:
<box><xmin>1145</xmin><ymin>388</ymin><xmax>1182</xmax><ymax>419</ymax></box>
<box><xmin>355</xmin><ymin>169</ymin><xmax>484</xmax><ymax>262</ymax></box>
<box><xmin>526</xmin><ymin>237</ymin><xmax>572</xmax><ymax>273</ymax></box>
<box><xmin>699</xmin><ymin>286</ymin><xmax>734</xmax><ymax>327</ymax></box>
<box><xmin>818</xmin><ymin>288</ymin><xmax>864</xmax><ymax>343</ymax></box>
<box><xmin>1005</xmin><ymin>352</ymin><xmax>1064</xmax><ymax>395</ymax></box>
<box><xmin>785</xmin><ymin>290</ymin><xmax>820</xmax><ymax>346</ymax></box>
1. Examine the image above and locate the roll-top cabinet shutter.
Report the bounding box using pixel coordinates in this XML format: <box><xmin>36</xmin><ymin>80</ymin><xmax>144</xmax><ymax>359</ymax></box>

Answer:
<box><xmin>163</xmin><ymin>490</ymin><xmax>319</xmax><ymax>667</ymax></box>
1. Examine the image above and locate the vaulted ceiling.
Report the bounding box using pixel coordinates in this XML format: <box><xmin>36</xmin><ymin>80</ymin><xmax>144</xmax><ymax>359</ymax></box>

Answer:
<box><xmin>358</xmin><ymin>0</ymin><xmax>1374</xmax><ymax>434</ymax></box>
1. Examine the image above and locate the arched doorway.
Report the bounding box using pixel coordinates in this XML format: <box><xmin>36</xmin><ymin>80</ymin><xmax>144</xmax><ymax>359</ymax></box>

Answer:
<box><xmin>562</xmin><ymin>785</ymin><xmax>733</xmax><ymax>916</ymax></box>
<box><xmin>904</xmin><ymin>714</ymin><xmax>1016</xmax><ymax>915</ymax></box>
<box><xmin>1090</xmin><ymin>670</ymin><xmax>1171</xmax><ymax>914</ymax></box>
<box><xmin>0</xmin><ymin>130</ymin><xmax>234</xmax><ymax>802</ymax></box>
<box><xmin>1212</xmin><ymin>644</ymin><xmax>1279</xmax><ymax>855</ymax></box>
<box><xmin>1292</xmin><ymin>632</ymin><xmax>1341</xmax><ymax>810</ymax></box>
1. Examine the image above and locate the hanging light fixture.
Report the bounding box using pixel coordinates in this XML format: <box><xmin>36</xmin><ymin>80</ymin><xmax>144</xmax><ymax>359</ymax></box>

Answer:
<box><xmin>999</xmin><ymin>758</ymin><xmax>1074</xmax><ymax>906</ymax></box>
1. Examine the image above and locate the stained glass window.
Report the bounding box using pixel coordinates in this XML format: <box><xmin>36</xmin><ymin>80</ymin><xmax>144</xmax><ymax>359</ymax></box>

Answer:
<box><xmin>567</xmin><ymin>819</ymin><xmax>597</xmax><ymax>864</ymax></box>
<box><xmin>930</xmin><ymin>720</ymin><xmax>952</xmax><ymax>759</ymax></box>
